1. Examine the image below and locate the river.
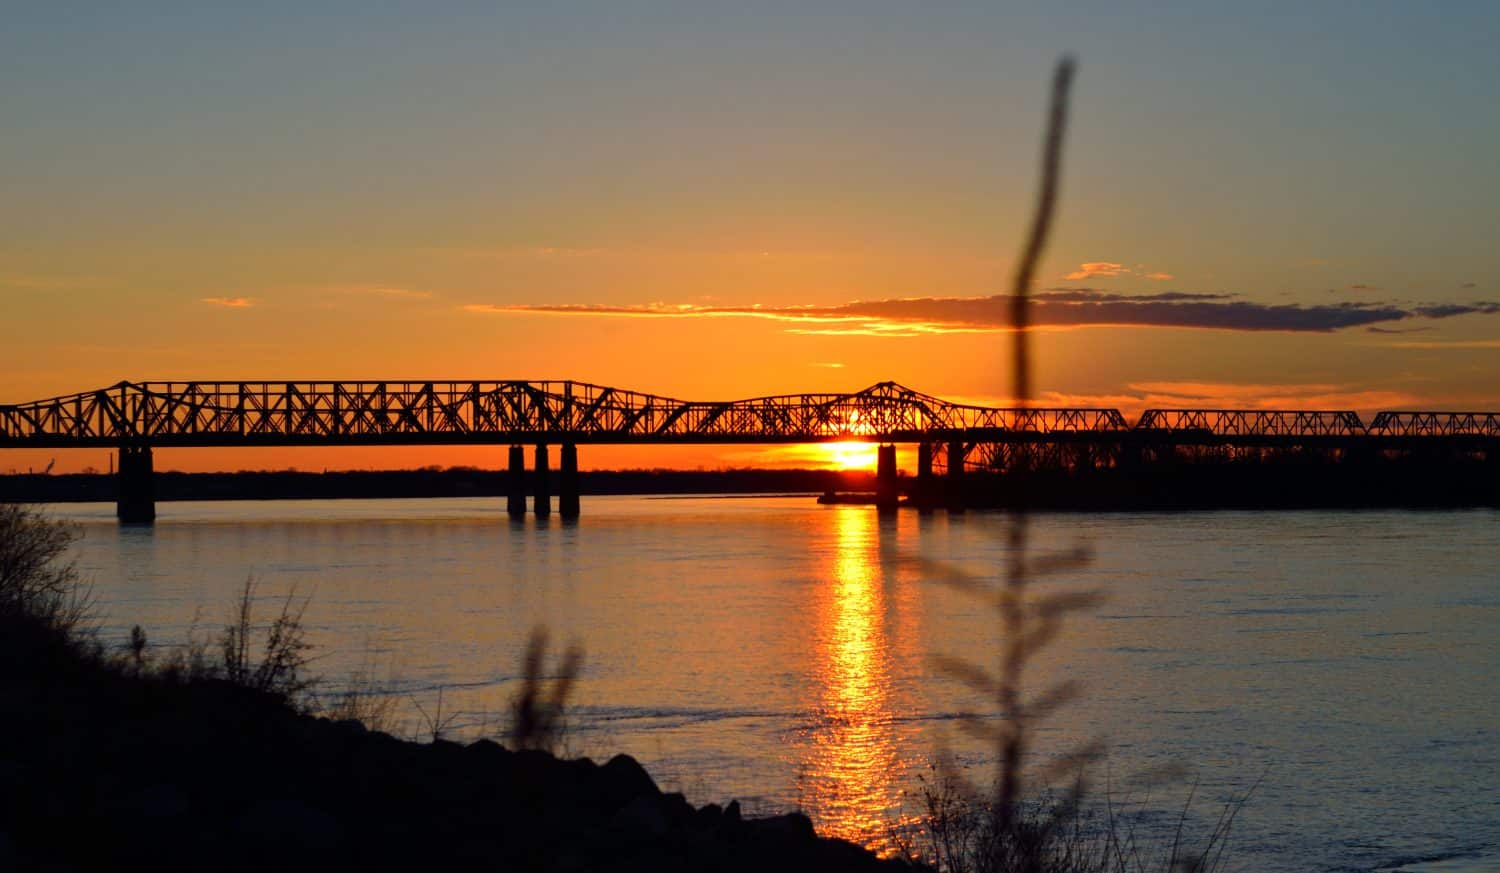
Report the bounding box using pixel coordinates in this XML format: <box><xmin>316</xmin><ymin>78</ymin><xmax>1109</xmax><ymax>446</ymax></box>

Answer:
<box><xmin>50</xmin><ymin>497</ymin><xmax>1500</xmax><ymax>871</ymax></box>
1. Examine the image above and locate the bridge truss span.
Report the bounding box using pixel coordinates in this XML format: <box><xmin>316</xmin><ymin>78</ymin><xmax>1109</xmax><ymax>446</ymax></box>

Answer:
<box><xmin>0</xmin><ymin>380</ymin><xmax>1132</xmax><ymax>447</ymax></box>
<box><xmin>1368</xmin><ymin>411</ymin><xmax>1500</xmax><ymax>438</ymax></box>
<box><xmin>1</xmin><ymin>380</ymin><xmax>1497</xmax><ymax>453</ymax></box>
<box><xmin>1134</xmin><ymin>409</ymin><xmax>1368</xmax><ymax>439</ymax></box>
<box><xmin>6</xmin><ymin>379</ymin><xmax>1500</xmax><ymax>522</ymax></box>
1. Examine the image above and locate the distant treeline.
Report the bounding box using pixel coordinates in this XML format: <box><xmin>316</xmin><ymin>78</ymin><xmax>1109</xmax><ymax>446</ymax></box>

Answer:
<box><xmin>955</xmin><ymin>455</ymin><xmax>1500</xmax><ymax>510</ymax></box>
<box><xmin>0</xmin><ymin>467</ymin><xmax>878</xmax><ymax>504</ymax></box>
<box><xmin>2</xmin><ymin>455</ymin><xmax>1497</xmax><ymax>509</ymax></box>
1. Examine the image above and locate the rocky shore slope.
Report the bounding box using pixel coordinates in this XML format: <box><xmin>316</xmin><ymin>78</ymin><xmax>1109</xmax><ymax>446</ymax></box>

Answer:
<box><xmin>0</xmin><ymin>621</ymin><xmax>915</xmax><ymax>872</ymax></box>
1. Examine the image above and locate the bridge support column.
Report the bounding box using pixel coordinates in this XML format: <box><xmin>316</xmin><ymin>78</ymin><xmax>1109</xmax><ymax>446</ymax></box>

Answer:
<box><xmin>945</xmin><ymin>440</ymin><xmax>966</xmax><ymax>512</ymax></box>
<box><xmin>915</xmin><ymin>442</ymin><xmax>935</xmax><ymax>512</ymax></box>
<box><xmin>116</xmin><ymin>445</ymin><xmax>156</xmax><ymax>524</ymax></box>
<box><xmin>876</xmin><ymin>444</ymin><xmax>899</xmax><ymax>512</ymax></box>
<box><xmin>533</xmin><ymin>444</ymin><xmax>552</xmax><ymax>518</ymax></box>
<box><xmin>559</xmin><ymin>443</ymin><xmax>580</xmax><ymax>519</ymax></box>
<box><xmin>507</xmin><ymin>446</ymin><xmax>527</xmax><ymax>518</ymax></box>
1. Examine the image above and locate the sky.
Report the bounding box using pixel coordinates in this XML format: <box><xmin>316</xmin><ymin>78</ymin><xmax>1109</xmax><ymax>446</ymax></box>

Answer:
<box><xmin>3</xmin><ymin>2</ymin><xmax>1498</xmax><ymax>473</ymax></box>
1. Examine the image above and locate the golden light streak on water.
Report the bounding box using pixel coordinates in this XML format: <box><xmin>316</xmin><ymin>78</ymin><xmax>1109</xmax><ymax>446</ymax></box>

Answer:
<box><xmin>799</xmin><ymin>506</ymin><xmax>905</xmax><ymax>852</ymax></box>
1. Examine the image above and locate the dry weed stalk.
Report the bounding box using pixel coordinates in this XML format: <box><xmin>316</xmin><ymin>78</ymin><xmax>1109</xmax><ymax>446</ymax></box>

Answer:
<box><xmin>921</xmin><ymin>55</ymin><xmax>1108</xmax><ymax>871</ymax></box>
<box><xmin>915</xmin><ymin>57</ymin><xmax>1252</xmax><ymax>873</ymax></box>
<box><xmin>221</xmin><ymin>576</ymin><xmax>316</xmax><ymax>706</ymax></box>
<box><xmin>509</xmin><ymin>626</ymin><xmax>583</xmax><ymax>752</ymax></box>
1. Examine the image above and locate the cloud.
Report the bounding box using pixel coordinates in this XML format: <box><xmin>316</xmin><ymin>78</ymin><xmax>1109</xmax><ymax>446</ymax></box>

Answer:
<box><xmin>470</xmin><ymin>288</ymin><xmax>1500</xmax><ymax>335</ymax></box>
<box><xmin>1034</xmin><ymin>382</ymin><xmax>1425</xmax><ymax>416</ymax></box>
<box><xmin>1063</xmin><ymin>262</ymin><xmax>1174</xmax><ymax>281</ymax></box>
<box><xmin>1366</xmin><ymin>326</ymin><xmax>1431</xmax><ymax>334</ymax></box>
<box><xmin>1348</xmin><ymin>284</ymin><xmax>1378</xmax><ymax>291</ymax></box>
<box><xmin>1461</xmin><ymin>282</ymin><xmax>1478</xmax><ymax>289</ymax></box>
<box><xmin>199</xmin><ymin>297</ymin><xmax>255</xmax><ymax>308</ymax></box>
<box><xmin>1064</xmin><ymin>262</ymin><xmax>1128</xmax><ymax>279</ymax></box>
<box><xmin>1413</xmin><ymin>302</ymin><xmax>1500</xmax><ymax>319</ymax></box>
<box><xmin>812</xmin><ymin>362</ymin><xmax>845</xmax><ymax>368</ymax></box>
<box><xmin>1372</xmin><ymin>339</ymin><xmax>1500</xmax><ymax>350</ymax></box>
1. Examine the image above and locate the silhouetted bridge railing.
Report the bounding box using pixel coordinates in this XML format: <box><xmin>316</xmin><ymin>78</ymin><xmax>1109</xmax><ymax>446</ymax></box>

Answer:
<box><xmin>3</xmin><ymin>380</ymin><xmax>1497</xmax><ymax>522</ymax></box>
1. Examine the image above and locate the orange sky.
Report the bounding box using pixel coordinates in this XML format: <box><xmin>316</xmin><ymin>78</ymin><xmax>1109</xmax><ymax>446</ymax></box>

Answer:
<box><xmin>4</xmin><ymin>7</ymin><xmax>1498</xmax><ymax>474</ymax></box>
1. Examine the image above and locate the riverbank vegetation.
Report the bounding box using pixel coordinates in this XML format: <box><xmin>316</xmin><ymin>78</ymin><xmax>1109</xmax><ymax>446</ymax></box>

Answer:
<box><xmin>9</xmin><ymin>455</ymin><xmax>1499</xmax><ymax>510</ymax></box>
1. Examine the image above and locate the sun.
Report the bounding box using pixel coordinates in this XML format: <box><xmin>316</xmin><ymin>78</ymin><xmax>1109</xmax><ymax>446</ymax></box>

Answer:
<box><xmin>822</xmin><ymin>441</ymin><xmax>879</xmax><ymax>471</ymax></box>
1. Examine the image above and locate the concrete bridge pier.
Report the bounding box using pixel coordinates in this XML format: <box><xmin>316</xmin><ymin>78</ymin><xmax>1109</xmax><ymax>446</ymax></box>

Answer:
<box><xmin>117</xmin><ymin>445</ymin><xmax>156</xmax><ymax>524</ymax></box>
<box><xmin>915</xmin><ymin>442</ymin><xmax>935</xmax><ymax>512</ymax></box>
<box><xmin>507</xmin><ymin>446</ymin><xmax>527</xmax><ymax>518</ymax></box>
<box><xmin>534</xmin><ymin>444</ymin><xmax>552</xmax><ymax>518</ymax></box>
<box><xmin>945</xmin><ymin>440</ymin><xmax>966</xmax><ymax>512</ymax></box>
<box><xmin>559</xmin><ymin>443</ymin><xmax>580</xmax><ymax>519</ymax></box>
<box><xmin>876</xmin><ymin>443</ymin><xmax>899</xmax><ymax>512</ymax></box>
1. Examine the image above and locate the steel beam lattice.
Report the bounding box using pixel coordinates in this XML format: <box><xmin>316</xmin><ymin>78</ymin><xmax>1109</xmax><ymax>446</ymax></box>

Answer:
<box><xmin>2</xmin><ymin>382</ymin><xmax>1497</xmax><ymax>459</ymax></box>
<box><xmin>0</xmin><ymin>381</ymin><xmax>1126</xmax><ymax>447</ymax></box>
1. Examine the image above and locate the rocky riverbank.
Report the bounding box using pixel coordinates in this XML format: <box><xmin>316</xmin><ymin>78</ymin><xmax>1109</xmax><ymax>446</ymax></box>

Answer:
<box><xmin>0</xmin><ymin>625</ymin><xmax>915</xmax><ymax>872</ymax></box>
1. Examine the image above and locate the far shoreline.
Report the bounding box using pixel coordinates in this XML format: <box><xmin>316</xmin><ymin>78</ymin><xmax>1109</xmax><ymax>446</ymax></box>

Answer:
<box><xmin>4</xmin><ymin>461</ymin><xmax>1499</xmax><ymax>511</ymax></box>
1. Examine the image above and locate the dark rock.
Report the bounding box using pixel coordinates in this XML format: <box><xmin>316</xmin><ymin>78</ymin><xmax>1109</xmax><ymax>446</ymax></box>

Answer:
<box><xmin>696</xmin><ymin>802</ymin><xmax>723</xmax><ymax>827</ymax></box>
<box><xmin>463</xmin><ymin>737</ymin><xmax>511</xmax><ymax>763</ymax></box>
<box><xmin>124</xmin><ymin>783</ymin><xmax>190</xmax><ymax>822</ymax></box>
<box><xmin>0</xmin><ymin>604</ymin><xmax>926</xmax><ymax>873</ymax></box>
<box><xmin>612</xmin><ymin>793</ymin><xmax>672</xmax><ymax>838</ymax></box>
<box><xmin>746</xmin><ymin>811</ymin><xmax>817</xmax><ymax>842</ymax></box>
<box><xmin>234</xmin><ymin>798</ymin><xmax>343</xmax><ymax>851</ymax></box>
<box><xmin>599</xmin><ymin>753</ymin><xmax>658</xmax><ymax>811</ymax></box>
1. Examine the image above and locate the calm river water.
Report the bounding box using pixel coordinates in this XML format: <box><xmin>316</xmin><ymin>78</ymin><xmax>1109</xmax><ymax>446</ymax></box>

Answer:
<box><xmin>52</xmin><ymin>497</ymin><xmax>1499</xmax><ymax>872</ymax></box>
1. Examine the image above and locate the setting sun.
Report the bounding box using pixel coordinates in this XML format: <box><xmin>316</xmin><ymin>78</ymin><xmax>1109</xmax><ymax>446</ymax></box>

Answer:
<box><xmin>822</xmin><ymin>441</ymin><xmax>879</xmax><ymax>471</ymax></box>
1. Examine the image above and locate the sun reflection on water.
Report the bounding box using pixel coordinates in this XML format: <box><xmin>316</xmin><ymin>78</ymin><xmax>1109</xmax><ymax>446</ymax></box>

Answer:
<box><xmin>798</xmin><ymin>506</ymin><xmax>906</xmax><ymax>852</ymax></box>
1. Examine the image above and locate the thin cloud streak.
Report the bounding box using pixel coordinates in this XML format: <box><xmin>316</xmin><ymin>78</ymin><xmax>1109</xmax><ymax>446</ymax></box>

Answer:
<box><xmin>1063</xmin><ymin>262</ymin><xmax>1173</xmax><ymax>281</ymax></box>
<box><xmin>1039</xmin><ymin>382</ymin><xmax>1427</xmax><ymax>417</ymax></box>
<box><xmin>469</xmin><ymin>289</ymin><xmax>1500</xmax><ymax>335</ymax></box>
<box><xmin>887</xmin><ymin>382</ymin><xmax>1431</xmax><ymax>417</ymax></box>
<box><xmin>1065</xmin><ymin>261</ymin><xmax>1128</xmax><ymax>279</ymax></box>
<box><xmin>199</xmin><ymin>297</ymin><xmax>255</xmax><ymax>308</ymax></box>
<box><xmin>1371</xmin><ymin>339</ymin><xmax>1500</xmax><ymax>349</ymax></box>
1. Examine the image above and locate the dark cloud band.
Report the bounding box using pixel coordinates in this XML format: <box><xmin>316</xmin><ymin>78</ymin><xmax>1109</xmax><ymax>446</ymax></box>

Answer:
<box><xmin>467</xmin><ymin>289</ymin><xmax>1500</xmax><ymax>334</ymax></box>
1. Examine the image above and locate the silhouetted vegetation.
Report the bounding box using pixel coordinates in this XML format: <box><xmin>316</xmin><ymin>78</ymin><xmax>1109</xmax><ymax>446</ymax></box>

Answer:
<box><xmin>897</xmin><ymin>58</ymin><xmax>1253</xmax><ymax>873</ymax></box>
<box><xmin>510</xmin><ymin>627</ymin><xmax>583</xmax><ymax>753</ymax></box>
<box><xmin>0</xmin><ymin>502</ymin><xmax>93</xmax><ymax>642</ymax></box>
<box><xmin>220</xmin><ymin>578</ymin><xmax>317</xmax><ymax>707</ymax></box>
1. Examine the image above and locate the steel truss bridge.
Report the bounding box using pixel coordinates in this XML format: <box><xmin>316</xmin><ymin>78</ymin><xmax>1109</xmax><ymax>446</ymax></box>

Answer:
<box><xmin>3</xmin><ymin>378</ymin><xmax>1499</xmax><ymax>450</ymax></box>
<box><xmin>3</xmin><ymin>380</ymin><xmax>1497</xmax><ymax>521</ymax></box>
